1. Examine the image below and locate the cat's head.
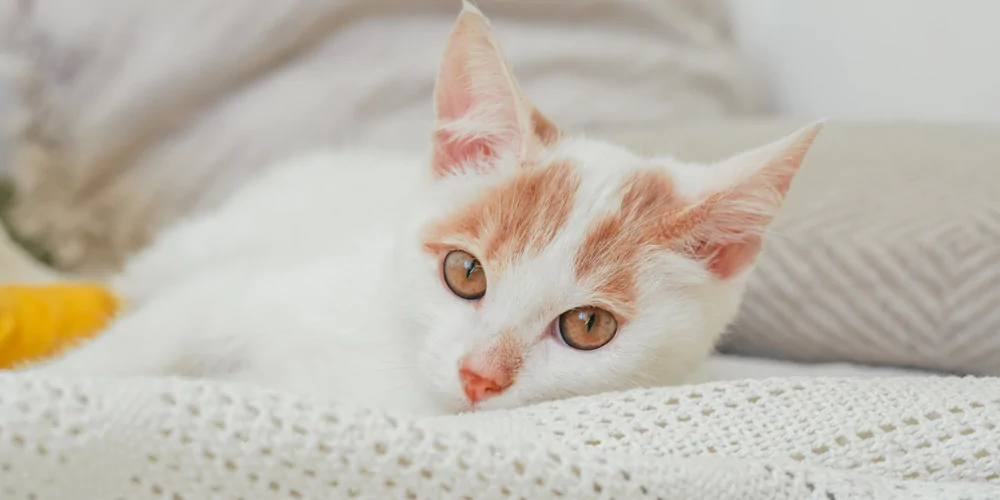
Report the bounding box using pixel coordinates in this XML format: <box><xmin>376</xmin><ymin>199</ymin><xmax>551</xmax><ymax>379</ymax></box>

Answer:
<box><xmin>396</xmin><ymin>2</ymin><xmax>822</xmax><ymax>413</ymax></box>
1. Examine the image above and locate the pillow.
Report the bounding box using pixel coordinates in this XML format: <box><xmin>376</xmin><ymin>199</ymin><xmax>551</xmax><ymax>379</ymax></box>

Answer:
<box><xmin>0</xmin><ymin>0</ymin><xmax>763</xmax><ymax>276</ymax></box>
<box><xmin>603</xmin><ymin>120</ymin><xmax>1000</xmax><ymax>375</ymax></box>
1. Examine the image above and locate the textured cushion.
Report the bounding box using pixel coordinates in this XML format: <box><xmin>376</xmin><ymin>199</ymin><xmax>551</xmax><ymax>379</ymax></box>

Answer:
<box><xmin>603</xmin><ymin>121</ymin><xmax>1000</xmax><ymax>375</ymax></box>
<box><xmin>0</xmin><ymin>374</ymin><xmax>998</xmax><ymax>498</ymax></box>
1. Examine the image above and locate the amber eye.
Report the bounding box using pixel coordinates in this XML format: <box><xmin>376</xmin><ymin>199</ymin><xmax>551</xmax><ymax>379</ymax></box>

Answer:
<box><xmin>558</xmin><ymin>306</ymin><xmax>618</xmax><ymax>350</ymax></box>
<box><xmin>443</xmin><ymin>250</ymin><xmax>487</xmax><ymax>300</ymax></box>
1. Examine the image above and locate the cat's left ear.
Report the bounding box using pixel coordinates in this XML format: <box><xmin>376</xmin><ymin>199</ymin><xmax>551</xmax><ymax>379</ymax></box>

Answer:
<box><xmin>431</xmin><ymin>1</ymin><xmax>560</xmax><ymax>178</ymax></box>
<box><xmin>667</xmin><ymin>121</ymin><xmax>825</xmax><ymax>279</ymax></box>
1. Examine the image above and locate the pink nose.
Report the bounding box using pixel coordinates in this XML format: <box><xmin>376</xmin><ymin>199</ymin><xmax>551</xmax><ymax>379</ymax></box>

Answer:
<box><xmin>459</xmin><ymin>368</ymin><xmax>511</xmax><ymax>403</ymax></box>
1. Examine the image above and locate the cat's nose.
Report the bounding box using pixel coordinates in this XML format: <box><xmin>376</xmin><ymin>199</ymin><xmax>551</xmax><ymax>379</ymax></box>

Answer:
<box><xmin>458</xmin><ymin>367</ymin><xmax>511</xmax><ymax>403</ymax></box>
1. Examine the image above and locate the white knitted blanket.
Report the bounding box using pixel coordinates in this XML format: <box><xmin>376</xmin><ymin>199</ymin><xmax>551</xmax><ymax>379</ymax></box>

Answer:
<box><xmin>1</xmin><ymin>375</ymin><xmax>998</xmax><ymax>499</ymax></box>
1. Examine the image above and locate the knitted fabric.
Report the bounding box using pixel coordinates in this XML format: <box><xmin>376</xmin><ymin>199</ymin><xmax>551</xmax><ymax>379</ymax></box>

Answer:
<box><xmin>0</xmin><ymin>375</ymin><xmax>998</xmax><ymax>499</ymax></box>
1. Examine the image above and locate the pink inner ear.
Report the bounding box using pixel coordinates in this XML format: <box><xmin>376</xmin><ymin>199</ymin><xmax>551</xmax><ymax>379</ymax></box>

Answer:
<box><xmin>432</xmin><ymin>129</ymin><xmax>496</xmax><ymax>175</ymax></box>
<box><xmin>435</xmin><ymin>63</ymin><xmax>474</xmax><ymax>124</ymax></box>
<box><xmin>666</xmin><ymin>194</ymin><xmax>772</xmax><ymax>280</ymax></box>
<box><xmin>698</xmin><ymin>236</ymin><xmax>763</xmax><ymax>280</ymax></box>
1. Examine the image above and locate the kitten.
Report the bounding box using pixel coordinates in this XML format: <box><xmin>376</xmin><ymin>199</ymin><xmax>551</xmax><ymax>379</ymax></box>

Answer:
<box><xmin>33</xmin><ymin>2</ymin><xmax>822</xmax><ymax>416</ymax></box>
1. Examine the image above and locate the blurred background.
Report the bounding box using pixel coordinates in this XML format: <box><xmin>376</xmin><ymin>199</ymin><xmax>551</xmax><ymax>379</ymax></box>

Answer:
<box><xmin>3</xmin><ymin>1</ymin><xmax>999</xmax><ymax>171</ymax></box>
<box><xmin>0</xmin><ymin>0</ymin><xmax>997</xmax><ymax>376</ymax></box>
<box><xmin>727</xmin><ymin>0</ymin><xmax>1000</xmax><ymax>123</ymax></box>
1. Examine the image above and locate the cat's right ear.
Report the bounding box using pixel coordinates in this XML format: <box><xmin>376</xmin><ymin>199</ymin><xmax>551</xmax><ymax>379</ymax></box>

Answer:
<box><xmin>431</xmin><ymin>2</ymin><xmax>561</xmax><ymax>178</ymax></box>
<box><xmin>663</xmin><ymin>121</ymin><xmax>824</xmax><ymax>280</ymax></box>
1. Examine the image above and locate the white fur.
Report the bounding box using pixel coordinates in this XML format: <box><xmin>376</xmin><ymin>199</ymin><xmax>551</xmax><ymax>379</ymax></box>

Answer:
<box><xmin>33</xmin><ymin>129</ymin><xmax>812</xmax><ymax>415</ymax></box>
<box><xmin>32</xmin><ymin>4</ymin><xmax>819</xmax><ymax>416</ymax></box>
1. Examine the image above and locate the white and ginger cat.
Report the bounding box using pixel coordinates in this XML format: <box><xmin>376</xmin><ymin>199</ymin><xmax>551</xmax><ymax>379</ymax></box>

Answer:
<box><xmin>34</xmin><ymin>2</ymin><xmax>822</xmax><ymax>415</ymax></box>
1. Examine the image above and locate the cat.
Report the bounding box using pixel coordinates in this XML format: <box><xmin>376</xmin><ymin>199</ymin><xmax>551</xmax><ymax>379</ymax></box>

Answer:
<box><xmin>31</xmin><ymin>1</ymin><xmax>823</xmax><ymax>416</ymax></box>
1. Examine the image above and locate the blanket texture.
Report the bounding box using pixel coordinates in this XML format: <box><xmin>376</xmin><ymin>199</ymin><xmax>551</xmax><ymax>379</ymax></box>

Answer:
<box><xmin>0</xmin><ymin>0</ymin><xmax>762</xmax><ymax>276</ymax></box>
<box><xmin>0</xmin><ymin>375</ymin><xmax>997</xmax><ymax>498</ymax></box>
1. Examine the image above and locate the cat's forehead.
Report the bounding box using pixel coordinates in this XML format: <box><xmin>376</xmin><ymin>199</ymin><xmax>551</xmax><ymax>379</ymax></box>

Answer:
<box><xmin>422</xmin><ymin>159</ymin><xmax>582</xmax><ymax>270</ymax></box>
<box><xmin>423</xmin><ymin>140</ymin><xmax>687</xmax><ymax>318</ymax></box>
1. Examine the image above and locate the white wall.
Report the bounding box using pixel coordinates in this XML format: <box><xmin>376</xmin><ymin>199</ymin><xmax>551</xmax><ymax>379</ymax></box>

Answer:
<box><xmin>726</xmin><ymin>0</ymin><xmax>1000</xmax><ymax>123</ymax></box>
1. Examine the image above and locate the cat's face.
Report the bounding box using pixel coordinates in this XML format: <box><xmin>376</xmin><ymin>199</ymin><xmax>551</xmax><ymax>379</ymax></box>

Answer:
<box><xmin>396</xmin><ymin>2</ymin><xmax>821</xmax><ymax>413</ymax></box>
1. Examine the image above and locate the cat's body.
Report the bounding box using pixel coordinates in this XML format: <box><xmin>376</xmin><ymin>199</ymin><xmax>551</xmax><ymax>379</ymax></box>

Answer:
<box><xmin>33</xmin><ymin>3</ymin><xmax>823</xmax><ymax>416</ymax></box>
<box><xmin>45</xmin><ymin>151</ymin><xmax>452</xmax><ymax>413</ymax></box>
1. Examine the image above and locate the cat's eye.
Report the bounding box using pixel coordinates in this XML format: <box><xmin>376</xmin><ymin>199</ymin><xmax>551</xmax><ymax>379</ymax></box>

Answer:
<box><xmin>558</xmin><ymin>306</ymin><xmax>618</xmax><ymax>350</ymax></box>
<box><xmin>443</xmin><ymin>250</ymin><xmax>487</xmax><ymax>300</ymax></box>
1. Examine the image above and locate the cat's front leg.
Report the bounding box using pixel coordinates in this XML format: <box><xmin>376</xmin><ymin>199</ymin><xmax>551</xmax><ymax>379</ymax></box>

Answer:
<box><xmin>30</xmin><ymin>301</ymin><xmax>191</xmax><ymax>377</ymax></box>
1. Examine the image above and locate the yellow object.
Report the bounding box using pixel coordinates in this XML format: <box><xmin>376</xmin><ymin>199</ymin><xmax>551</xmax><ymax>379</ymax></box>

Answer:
<box><xmin>0</xmin><ymin>282</ymin><xmax>122</xmax><ymax>369</ymax></box>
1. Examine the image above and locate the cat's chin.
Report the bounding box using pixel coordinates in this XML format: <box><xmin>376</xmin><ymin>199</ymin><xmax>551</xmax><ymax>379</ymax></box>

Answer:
<box><xmin>415</xmin><ymin>381</ymin><xmax>471</xmax><ymax>415</ymax></box>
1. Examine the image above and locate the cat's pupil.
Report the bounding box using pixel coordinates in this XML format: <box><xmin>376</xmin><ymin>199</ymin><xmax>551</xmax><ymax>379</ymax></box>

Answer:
<box><xmin>464</xmin><ymin>260</ymin><xmax>479</xmax><ymax>279</ymax></box>
<box><xmin>585</xmin><ymin>313</ymin><xmax>595</xmax><ymax>332</ymax></box>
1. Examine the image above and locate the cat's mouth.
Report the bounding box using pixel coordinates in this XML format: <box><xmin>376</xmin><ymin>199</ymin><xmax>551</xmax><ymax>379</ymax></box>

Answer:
<box><xmin>457</xmin><ymin>390</ymin><xmax>515</xmax><ymax>413</ymax></box>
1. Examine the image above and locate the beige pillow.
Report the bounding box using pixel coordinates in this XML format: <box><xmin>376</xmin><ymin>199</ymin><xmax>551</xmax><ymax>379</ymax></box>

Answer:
<box><xmin>604</xmin><ymin>120</ymin><xmax>1000</xmax><ymax>375</ymax></box>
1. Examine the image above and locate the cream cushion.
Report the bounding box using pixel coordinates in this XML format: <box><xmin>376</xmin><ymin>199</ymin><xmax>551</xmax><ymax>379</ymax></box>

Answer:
<box><xmin>604</xmin><ymin>121</ymin><xmax>1000</xmax><ymax>375</ymax></box>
